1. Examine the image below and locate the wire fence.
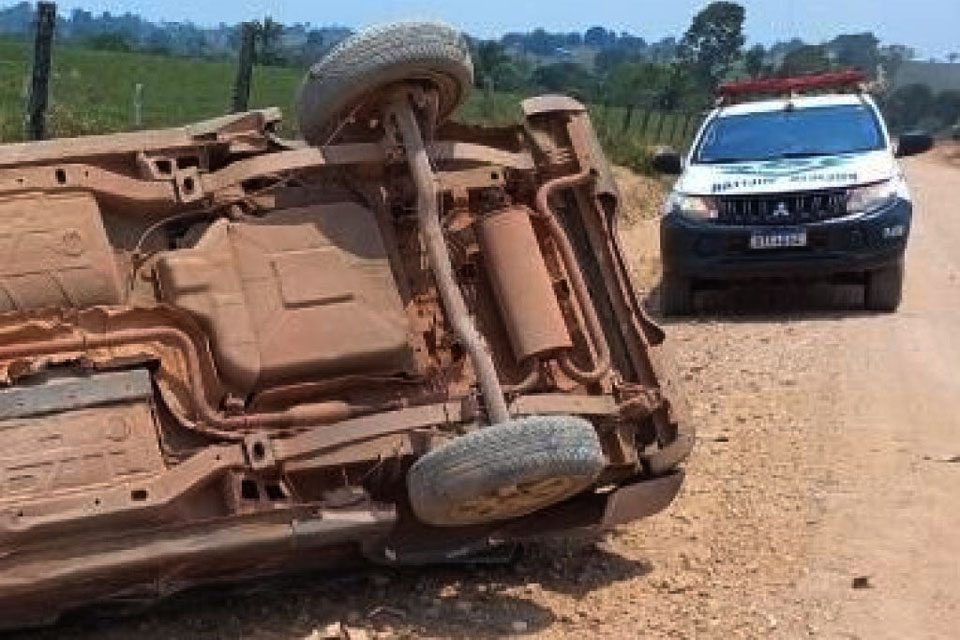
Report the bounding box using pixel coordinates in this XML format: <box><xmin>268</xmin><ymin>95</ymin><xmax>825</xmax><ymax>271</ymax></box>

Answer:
<box><xmin>591</xmin><ymin>104</ymin><xmax>704</xmax><ymax>151</ymax></box>
<box><xmin>0</xmin><ymin>17</ymin><xmax>704</xmax><ymax>176</ymax></box>
<box><xmin>459</xmin><ymin>91</ymin><xmax>704</xmax><ymax>150</ymax></box>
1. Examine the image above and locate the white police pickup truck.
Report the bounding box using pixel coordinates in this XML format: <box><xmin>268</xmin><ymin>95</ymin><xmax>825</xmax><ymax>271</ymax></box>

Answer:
<box><xmin>655</xmin><ymin>72</ymin><xmax>932</xmax><ymax>315</ymax></box>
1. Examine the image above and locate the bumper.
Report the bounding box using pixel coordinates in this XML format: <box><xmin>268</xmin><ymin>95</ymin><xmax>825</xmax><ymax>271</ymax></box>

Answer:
<box><xmin>661</xmin><ymin>197</ymin><xmax>912</xmax><ymax>280</ymax></box>
<box><xmin>366</xmin><ymin>468</ymin><xmax>686</xmax><ymax>566</ymax></box>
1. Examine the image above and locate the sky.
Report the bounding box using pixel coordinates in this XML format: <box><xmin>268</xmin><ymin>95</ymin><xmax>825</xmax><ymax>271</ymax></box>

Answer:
<box><xmin>52</xmin><ymin>0</ymin><xmax>959</xmax><ymax>59</ymax></box>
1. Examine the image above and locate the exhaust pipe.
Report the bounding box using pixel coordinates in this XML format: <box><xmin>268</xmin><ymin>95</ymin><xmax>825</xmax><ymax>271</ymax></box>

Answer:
<box><xmin>390</xmin><ymin>94</ymin><xmax>510</xmax><ymax>424</ymax></box>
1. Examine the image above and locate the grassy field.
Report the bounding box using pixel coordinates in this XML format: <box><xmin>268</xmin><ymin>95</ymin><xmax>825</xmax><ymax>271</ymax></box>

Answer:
<box><xmin>0</xmin><ymin>37</ymin><xmax>302</xmax><ymax>140</ymax></box>
<box><xmin>0</xmin><ymin>37</ymin><xmax>700</xmax><ymax>172</ymax></box>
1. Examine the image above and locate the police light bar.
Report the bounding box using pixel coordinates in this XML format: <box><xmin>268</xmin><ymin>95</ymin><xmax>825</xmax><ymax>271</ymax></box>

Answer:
<box><xmin>718</xmin><ymin>70</ymin><xmax>867</xmax><ymax>99</ymax></box>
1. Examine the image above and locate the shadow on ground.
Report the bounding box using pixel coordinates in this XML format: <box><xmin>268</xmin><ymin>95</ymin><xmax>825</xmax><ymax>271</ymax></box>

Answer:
<box><xmin>647</xmin><ymin>279</ymin><xmax>880</xmax><ymax>324</ymax></box>
<box><xmin>6</xmin><ymin>537</ymin><xmax>652</xmax><ymax>639</ymax></box>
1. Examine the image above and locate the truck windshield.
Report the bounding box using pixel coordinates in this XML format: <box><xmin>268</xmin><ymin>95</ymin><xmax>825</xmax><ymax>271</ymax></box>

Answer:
<box><xmin>695</xmin><ymin>104</ymin><xmax>884</xmax><ymax>164</ymax></box>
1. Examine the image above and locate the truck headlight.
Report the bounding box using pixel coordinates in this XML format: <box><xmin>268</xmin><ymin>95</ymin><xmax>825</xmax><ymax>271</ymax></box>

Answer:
<box><xmin>846</xmin><ymin>179</ymin><xmax>898</xmax><ymax>214</ymax></box>
<box><xmin>664</xmin><ymin>192</ymin><xmax>718</xmax><ymax>221</ymax></box>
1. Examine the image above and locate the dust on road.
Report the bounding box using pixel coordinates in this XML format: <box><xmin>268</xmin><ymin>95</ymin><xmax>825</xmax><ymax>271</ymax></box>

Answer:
<box><xmin>10</xmin><ymin>152</ymin><xmax>960</xmax><ymax>639</ymax></box>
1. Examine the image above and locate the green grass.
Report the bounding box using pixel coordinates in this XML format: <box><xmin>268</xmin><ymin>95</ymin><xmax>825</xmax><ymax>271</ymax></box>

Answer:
<box><xmin>0</xmin><ymin>38</ymin><xmax>701</xmax><ymax>174</ymax></box>
<box><xmin>459</xmin><ymin>93</ymin><xmax>702</xmax><ymax>173</ymax></box>
<box><xmin>0</xmin><ymin>37</ymin><xmax>302</xmax><ymax>141</ymax></box>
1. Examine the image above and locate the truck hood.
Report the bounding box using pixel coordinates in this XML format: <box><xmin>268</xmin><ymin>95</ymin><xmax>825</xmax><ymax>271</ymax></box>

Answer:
<box><xmin>678</xmin><ymin>150</ymin><xmax>896</xmax><ymax>196</ymax></box>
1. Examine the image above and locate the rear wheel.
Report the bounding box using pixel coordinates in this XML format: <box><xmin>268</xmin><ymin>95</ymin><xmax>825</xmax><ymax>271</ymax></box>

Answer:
<box><xmin>406</xmin><ymin>416</ymin><xmax>605</xmax><ymax>527</ymax></box>
<box><xmin>865</xmin><ymin>260</ymin><xmax>904</xmax><ymax>312</ymax></box>
<box><xmin>660</xmin><ymin>273</ymin><xmax>693</xmax><ymax>316</ymax></box>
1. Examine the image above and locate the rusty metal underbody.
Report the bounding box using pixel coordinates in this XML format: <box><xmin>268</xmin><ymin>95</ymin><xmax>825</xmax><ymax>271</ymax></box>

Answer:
<box><xmin>0</xmin><ymin>96</ymin><xmax>690</xmax><ymax>628</ymax></box>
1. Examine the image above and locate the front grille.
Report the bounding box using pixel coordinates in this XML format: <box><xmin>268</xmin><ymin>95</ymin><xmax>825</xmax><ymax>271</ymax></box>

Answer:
<box><xmin>715</xmin><ymin>188</ymin><xmax>849</xmax><ymax>226</ymax></box>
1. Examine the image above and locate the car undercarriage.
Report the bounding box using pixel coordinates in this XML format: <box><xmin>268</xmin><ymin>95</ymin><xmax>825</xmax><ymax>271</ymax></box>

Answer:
<box><xmin>0</xmin><ymin>22</ymin><xmax>690</xmax><ymax>628</ymax></box>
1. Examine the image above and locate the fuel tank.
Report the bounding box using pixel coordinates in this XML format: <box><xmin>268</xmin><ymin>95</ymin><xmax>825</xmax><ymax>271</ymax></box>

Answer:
<box><xmin>156</xmin><ymin>202</ymin><xmax>414</xmax><ymax>393</ymax></box>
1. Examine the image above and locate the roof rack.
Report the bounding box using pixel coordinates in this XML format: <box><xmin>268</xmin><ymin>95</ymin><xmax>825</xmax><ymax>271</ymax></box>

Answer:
<box><xmin>716</xmin><ymin>70</ymin><xmax>868</xmax><ymax>105</ymax></box>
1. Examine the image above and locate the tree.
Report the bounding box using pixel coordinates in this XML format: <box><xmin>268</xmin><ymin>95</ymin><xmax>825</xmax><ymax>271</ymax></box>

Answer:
<box><xmin>768</xmin><ymin>37</ymin><xmax>805</xmax><ymax>62</ymax></box>
<box><xmin>258</xmin><ymin>16</ymin><xmax>285</xmax><ymax>66</ymax></box>
<box><xmin>678</xmin><ymin>1</ymin><xmax>746</xmax><ymax>87</ymax></box>
<box><xmin>473</xmin><ymin>40</ymin><xmax>511</xmax><ymax>91</ymax></box>
<box><xmin>142</xmin><ymin>28</ymin><xmax>172</xmax><ymax>55</ymax></box>
<box><xmin>595</xmin><ymin>48</ymin><xmax>631</xmax><ymax>74</ymax></box>
<box><xmin>564</xmin><ymin>32</ymin><xmax>583</xmax><ymax>47</ymax></box>
<box><xmin>778</xmin><ymin>45</ymin><xmax>833</xmax><ymax>76</ymax></box>
<box><xmin>584</xmin><ymin>26</ymin><xmax>615</xmax><ymax>48</ymax></box>
<box><xmin>532</xmin><ymin>62</ymin><xmax>597</xmax><ymax>98</ymax></box>
<box><xmin>85</xmin><ymin>32</ymin><xmax>134</xmax><ymax>52</ymax></box>
<box><xmin>647</xmin><ymin>36</ymin><xmax>678</xmax><ymax>63</ymax></box>
<box><xmin>602</xmin><ymin>62</ymin><xmax>669</xmax><ymax>106</ymax></box>
<box><xmin>526</xmin><ymin>28</ymin><xmax>556</xmax><ymax>55</ymax></box>
<box><xmin>883</xmin><ymin>83</ymin><xmax>935</xmax><ymax>131</ymax></box>
<box><xmin>879</xmin><ymin>44</ymin><xmax>915</xmax><ymax>82</ymax></box>
<box><xmin>744</xmin><ymin>44</ymin><xmax>766</xmax><ymax>78</ymax></box>
<box><xmin>601</xmin><ymin>60</ymin><xmax>706</xmax><ymax>112</ymax></box>
<box><xmin>934</xmin><ymin>90</ymin><xmax>960</xmax><ymax>126</ymax></box>
<box><xmin>949</xmin><ymin>53</ymin><xmax>959</xmax><ymax>64</ymax></box>
<box><xmin>828</xmin><ymin>33</ymin><xmax>880</xmax><ymax>75</ymax></box>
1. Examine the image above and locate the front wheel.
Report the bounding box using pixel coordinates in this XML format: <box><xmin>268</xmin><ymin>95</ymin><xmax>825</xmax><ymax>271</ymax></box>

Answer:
<box><xmin>660</xmin><ymin>273</ymin><xmax>693</xmax><ymax>316</ymax></box>
<box><xmin>865</xmin><ymin>260</ymin><xmax>904</xmax><ymax>312</ymax></box>
<box><xmin>296</xmin><ymin>21</ymin><xmax>473</xmax><ymax>145</ymax></box>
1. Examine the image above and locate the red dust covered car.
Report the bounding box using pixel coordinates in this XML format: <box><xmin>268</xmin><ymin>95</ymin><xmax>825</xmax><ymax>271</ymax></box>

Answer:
<box><xmin>0</xmin><ymin>21</ymin><xmax>690</xmax><ymax>628</ymax></box>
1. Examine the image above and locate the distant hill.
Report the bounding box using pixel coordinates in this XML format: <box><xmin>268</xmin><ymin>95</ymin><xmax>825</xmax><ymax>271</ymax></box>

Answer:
<box><xmin>0</xmin><ymin>2</ymin><xmax>351</xmax><ymax>63</ymax></box>
<box><xmin>0</xmin><ymin>2</ymin><xmax>674</xmax><ymax>69</ymax></box>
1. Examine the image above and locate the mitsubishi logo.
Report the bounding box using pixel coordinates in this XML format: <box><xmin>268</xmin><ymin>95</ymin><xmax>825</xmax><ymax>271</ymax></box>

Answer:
<box><xmin>772</xmin><ymin>201</ymin><xmax>791</xmax><ymax>218</ymax></box>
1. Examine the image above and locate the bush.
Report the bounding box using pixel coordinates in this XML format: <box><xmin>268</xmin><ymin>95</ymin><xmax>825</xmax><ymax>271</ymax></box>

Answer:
<box><xmin>84</xmin><ymin>33</ymin><xmax>134</xmax><ymax>52</ymax></box>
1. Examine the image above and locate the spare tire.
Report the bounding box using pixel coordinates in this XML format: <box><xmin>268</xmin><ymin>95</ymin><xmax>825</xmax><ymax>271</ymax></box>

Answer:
<box><xmin>296</xmin><ymin>21</ymin><xmax>473</xmax><ymax>145</ymax></box>
<box><xmin>407</xmin><ymin>416</ymin><xmax>605</xmax><ymax>527</ymax></box>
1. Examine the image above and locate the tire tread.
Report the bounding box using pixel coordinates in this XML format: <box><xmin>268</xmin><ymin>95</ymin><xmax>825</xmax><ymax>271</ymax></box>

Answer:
<box><xmin>407</xmin><ymin>416</ymin><xmax>605</xmax><ymax>526</ymax></box>
<box><xmin>296</xmin><ymin>21</ymin><xmax>473</xmax><ymax>144</ymax></box>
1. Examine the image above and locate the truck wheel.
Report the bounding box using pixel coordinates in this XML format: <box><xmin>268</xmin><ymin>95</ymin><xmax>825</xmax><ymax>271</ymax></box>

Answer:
<box><xmin>407</xmin><ymin>416</ymin><xmax>605</xmax><ymax>527</ymax></box>
<box><xmin>660</xmin><ymin>273</ymin><xmax>693</xmax><ymax>316</ymax></box>
<box><xmin>865</xmin><ymin>260</ymin><xmax>904</xmax><ymax>312</ymax></box>
<box><xmin>296</xmin><ymin>21</ymin><xmax>473</xmax><ymax>145</ymax></box>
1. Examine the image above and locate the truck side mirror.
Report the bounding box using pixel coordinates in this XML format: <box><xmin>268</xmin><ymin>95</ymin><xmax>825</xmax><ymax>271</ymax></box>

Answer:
<box><xmin>896</xmin><ymin>132</ymin><xmax>934</xmax><ymax>158</ymax></box>
<box><xmin>652</xmin><ymin>147</ymin><xmax>683</xmax><ymax>175</ymax></box>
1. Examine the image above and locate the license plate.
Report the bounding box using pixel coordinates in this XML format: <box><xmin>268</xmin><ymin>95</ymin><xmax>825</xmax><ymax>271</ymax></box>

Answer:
<box><xmin>749</xmin><ymin>229</ymin><xmax>807</xmax><ymax>250</ymax></box>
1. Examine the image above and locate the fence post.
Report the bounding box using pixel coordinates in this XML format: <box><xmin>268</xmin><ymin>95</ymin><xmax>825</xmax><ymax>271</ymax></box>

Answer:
<box><xmin>133</xmin><ymin>83</ymin><xmax>143</xmax><ymax>127</ymax></box>
<box><xmin>654</xmin><ymin>112</ymin><xmax>667</xmax><ymax>143</ymax></box>
<box><xmin>232</xmin><ymin>22</ymin><xmax>257</xmax><ymax>113</ymax></box>
<box><xmin>666</xmin><ymin>113</ymin><xmax>679</xmax><ymax>144</ymax></box>
<box><xmin>639</xmin><ymin>109</ymin><xmax>652</xmax><ymax>143</ymax></box>
<box><xmin>27</xmin><ymin>1</ymin><xmax>56</xmax><ymax>141</ymax></box>
<box><xmin>680</xmin><ymin>113</ymin><xmax>696</xmax><ymax>146</ymax></box>
<box><xmin>622</xmin><ymin>103</ymin><xmax>635</xmax><ymax>133</ymax></box>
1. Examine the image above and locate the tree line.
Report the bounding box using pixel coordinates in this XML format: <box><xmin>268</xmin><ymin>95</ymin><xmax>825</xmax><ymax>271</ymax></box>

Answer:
<box><xmin>474</xmin><ymin>3</ymin><xmax>960</xmax><ymax>133</ymax></box>
<box><xmin>0</xmin><ymin>0</ymin><xmax>956</xmax><ymax>133</ymax></box>
<box><xmin>0</xmin><ymin>2</ymin><xmax>350</xmax><ymax>64</ymax></box>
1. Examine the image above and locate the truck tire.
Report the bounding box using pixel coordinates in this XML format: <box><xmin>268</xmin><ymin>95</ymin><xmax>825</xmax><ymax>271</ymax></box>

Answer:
<box><xmin>660</xmin><ymin>273</ymin><xmax>693</xmax><ymax>316</ymax></box>
<box><xmin>865</xmin><ymin>260</ymin><xmax>904</xmax><ymax>312</ymax></box>
<box><xmin>296</xmin><ymin>21</ymin><xmax>473</xmax><ymax>145</ymax></box>
<box><xmin>407</xmin><ymin>416</ymin><xmax>605</xmax><ymax>527</ymax></box>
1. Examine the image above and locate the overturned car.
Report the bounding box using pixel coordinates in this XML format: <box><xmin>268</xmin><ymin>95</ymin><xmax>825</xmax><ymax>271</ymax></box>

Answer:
<box><xmin>0</xmin><ymin>22</ymin><xmax>691</xmax><ymax>627</ymax></box>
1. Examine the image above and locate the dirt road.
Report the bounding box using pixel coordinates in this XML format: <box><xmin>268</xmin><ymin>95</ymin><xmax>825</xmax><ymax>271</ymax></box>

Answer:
<box><xmin>793</xmin><ymin>150</ymin><xmax>960</xmax><ymax>638</ymax></box>
<box><xmin>10</xmin><ymin>152</ymin><xmax>960</xmax><ymax>639</ymax></box>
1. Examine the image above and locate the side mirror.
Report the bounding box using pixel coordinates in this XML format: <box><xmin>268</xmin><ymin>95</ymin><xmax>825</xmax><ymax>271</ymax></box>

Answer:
<box><xmin>652</xmin><ymin>147</ymin><xmax>683</xmax><ymax>175</ymax></box>
<box><xmin>896</xmin><ymin>132</ymin><xmax>934</xmax><ymax>158</ymax></box>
